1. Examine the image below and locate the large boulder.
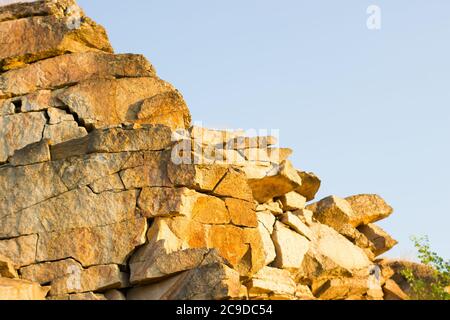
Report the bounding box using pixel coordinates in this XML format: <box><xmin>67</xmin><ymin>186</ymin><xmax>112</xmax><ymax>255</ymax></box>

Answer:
<box><xmin>301</xmin><ymin>223</ymin><xmax>371</xmax><ymax>280</ymax></box>
<box><xmin>345</xmin><ymin>194</ymin><xmax>393</xmax><ymax>226</ymax></box>
<box><xmin>0</xmin><ymin>0</ymin><xmax>112</xmax><ymax>71</ymax></box>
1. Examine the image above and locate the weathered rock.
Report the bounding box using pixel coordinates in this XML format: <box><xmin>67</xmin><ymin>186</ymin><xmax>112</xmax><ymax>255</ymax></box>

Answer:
<box><xmin>301</xmin><ymin>223</ymin><xmax>371</xmax><ymax>280</ymax></box>
<box><xmin>207</xmin><ymin>225</ymin><xmax>265</xmax><ymax>275</ymax></box>
<box><xmin>358</xmin><ymin>224</ymin><xmax>398</xmax><ymax>257</ymax></box>
<box><xmin>119</xmin><ymin>151</ymin><xmax>172</xmax><ymax>189</ymax></box>
<box><xmin>0</xmin><ymin>163</ymin><xmax>69</xmax><ymax>219</ymax></box>
<box><xmin>47</xmin><ymin>108</ymin><xmax>75</xmax><ymax>125</ymax></box>
<box><xmin>189</xmin><ymin>126</ymin><xmax>244</xmax><ymax>146</ymax></box>
<box><xmin>272</xmin><ymin>222</ymin><xmax>310</xmax><ymax>270</ymax></box>
<box><xmin>345</xmin><ymin>194</ymin><xmax>393</xmax><ymax>226</ymax></box>
<box><xmin>383</xmin><ymin>279</ymin><xmax>409</xmax><ymax>300</ymax></box>
<box><xmin>87</xmin><ymin>126</ymin><xmax>174</xmax><ymax>153</ymax></box>
<box><xmin>257</xmin><ymin>211</ymin><xmax>276</xmax><ymax>234</ymax></box>
<box><xmin>21</xmin><ymin>90</ymin><xmax>55</xmax><ymax>112</ymax></box>
<box><xmin>8</xmin><ymin>139</ymin><xmax>51</xmax><ymax>166</ymax></box>
<box><xmin>256</xmin><ymin>200</ymin><xmax>283</xmax><ymax>216</ymax></box>
<box><xmin>225</xmin><ymin>198</ymin><xmax>258</xmax><ymax>227</ymax></box>
<box><xmin>257</xmin><ymin>223</ymin><xmax>276</xmax><ymax>267</ymax></box>
<box><xmin>240</xmin><ymin>162</ymin><xmax>277</xmax><ymax>180</ymax></box>
<box><xmin>339</xmin><ymin>224</ymin><xmax>376</xmax><ymax>261</ymax></box>
<box><xmin>142</xmin><ymin>216</ymin><xmax>265</xmax><ymax>276</ymax></box>
<box><xmin>20</xmin><ymin>259</ymin><xmax>82</xmax><ymax>285</ymax></box>
<box><xmin>246</xmin><ymin>267</ymin><xmax>296</xmax><ymax>298</ymax></box>
<box><xmin>54</xmin><ymin>152</ymin><xmax>130</xmax><ymax>189</ymax></box>
<box><xmin>0</xmin><ymin>188</ymin><xmax>138</xmax><ymax>238</ymax></box>
<box><xmin>36</xmin><ymin>218</ymin><xmax>147</xmax><ymax>267</ymax></box>
<box><xmin>167</xmin><ymin>163</ymin><xmax>228</xmax><ymax>192</ymax></box>
<box><xmin>0</xmin><ymin>0</ymin><xmax>80</xmax><ymax>23</ymax></box>
<box><xmin>0</xmin><ymin>52</ymin><xmax>154</xmax><ymax>96</ymax></box>
<box><xmin>0</xmin><ymin>255</ymin><xmax>18</xmax><ymax>278</ymax></box>
<box><xmin>50</xmin><ymin>126</ymin><xmax>173</xmax><ymax>160</ymax></box>
<box><xmin>279</xmin><ymin>191</ymin><xmax>307</xmax><ymax>211</ymax></box>
<box><xmin>138</xmin><ymin>187</ymin><xmax>198</xmax><ymax>218</ymax></box>
<box><xmin>280</xmin><ymin>212</ymin><xmax>313</xmax><ymax>240</ymax></box>
<box><xmin>130</xmin><ymin>245</ymin><xmax>225</xmax><ymax>284</ymax></box>
<box><xmin>135</xmin><ymin>91</ymin><xmax>191</xmax><ymax>130</ymax></box>
<box><xmin>43</xmin><ymin>121</ymin><xmax>87</xmax><ymax>145</ymax></box>
<box><xmin>0</xmin><ymin>234</ymin><xmax>38</xmax><ymax>268</ymax></box>
<box><xmin>55</xmin><ymin>77</ymin><xmax>188</xmax><ymax>129</ymax></box>
<box><xmin>213</xmin><ymin>168</ymin><xmax>254</xmax><ymax>202</ymax></box>
<box><xmin>293</xmin><ymin>209</ymin><xmax>314</xmax><ymax>226</ymax></box>
<box><xmin>127</xmin><ymin>263</ymin><xmax>242</xmax><ymax>300</ymax></box>
<box><xmin>0</xmin><ymin>101</ymin><xmax>14</xmax><ymax>115</ymax></box>
<box><xmin>295</xmin><ymin>284</ymin><xmax>315</xmax><ymax>300</ymax></box>
<box><xmin>0</xmin><ymin>4</ymin><xmax>112</xmax><ymax>71</ymax></box>
<box><xmin>295</xmin><ymin>171</ymin><xmax>321</xmax><ymax>202</ymax></box>
<box><xmin>256</xmin><ymin>211</ymin><xmax>276</xmax><ymax>266</ymax></box>
<box><xmin>306</xmin><ymin>196</ymin><xmax>356</xmax><ymax>231</ymax></box>
<box><xmin>312</xmin><ymin>277</ymin><xmax>369</xmax><ymax>300</ymax></box>
<box><xmin>0</xmin><ymin>278</ymin><xmax>49</xmax><ymax>300</ymax></box>
<box><xmin>89</xmin><ymin>173</ymin><xmax>125</xmax><ymax>193</ymax></box>
<box><xmin>248</xmin><ymin>161</ymin><xmax>302</xmax><ymax>203</ymax></box>
<box><xmin>0</xmin><ymin>112</ymin><xmax>47</xmax><ymax>162</ymax></box>
<box><xmin>191</xmin><ymin>195</ymin><xmax>231</xmax><ymax>225</ymax></box>
<box><xmin>49</xmin><ymin>264</ymin><xmax>127</xmax><ymax>296</ymax></box>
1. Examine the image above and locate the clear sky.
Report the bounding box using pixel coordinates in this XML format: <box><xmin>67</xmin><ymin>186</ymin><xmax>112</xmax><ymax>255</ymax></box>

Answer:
<box><xmin>78</xmin><ymin>0</ymin><xmax>450</xmax><ymax>260</ymax></box>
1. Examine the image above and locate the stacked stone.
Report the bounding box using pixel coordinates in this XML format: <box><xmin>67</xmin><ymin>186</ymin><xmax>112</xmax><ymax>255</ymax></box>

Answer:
<box><xmin>1</xmin><ymin>0</ymin><xmax>406</xmax><ymax>301</ymax></box>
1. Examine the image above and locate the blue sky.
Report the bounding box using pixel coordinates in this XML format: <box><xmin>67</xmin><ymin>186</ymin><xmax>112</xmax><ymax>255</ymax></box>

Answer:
<box><xmin>78</xmin><ymin>0</ymin><xmax>450</xmax><ymax>260</ymax></box>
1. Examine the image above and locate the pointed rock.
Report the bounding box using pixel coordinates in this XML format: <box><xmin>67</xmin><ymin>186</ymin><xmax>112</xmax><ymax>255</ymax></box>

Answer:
<box><xmin>358</xmin><ymin>224</ymin><xmax>398</xmax><ymax>257</ymax></box>
<box><xmin>345</xmin><ymin>194</ymin><xmax>393</xmax><ymax>226</ymax></box>
<box><xmin>295</xmin><ymin>171</ymin><xmax>321</xmax><ymax>202</ymax></box>
<box><xmin>248</xmin><ymin>161</ymin><xmax>302</xmax><ymax>203</ymax></box>
<box><xmin>280</xmin><ymin>212</ymin><xmax>313</xmax><ymax>240</ymax></box>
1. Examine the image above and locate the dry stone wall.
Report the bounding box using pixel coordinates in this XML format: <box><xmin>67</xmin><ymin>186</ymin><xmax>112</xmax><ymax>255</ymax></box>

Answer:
<box><xmin>0</xmin><ymin>0</ymin><xmax>409</xmax><ymax>300</ymax></box>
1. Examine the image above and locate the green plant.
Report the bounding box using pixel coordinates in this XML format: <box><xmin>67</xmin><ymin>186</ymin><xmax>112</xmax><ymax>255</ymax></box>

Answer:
<box><xmin>401</xmin><ymin>236</ymin><xmax>450</xmax><ymax>300</ymax></box>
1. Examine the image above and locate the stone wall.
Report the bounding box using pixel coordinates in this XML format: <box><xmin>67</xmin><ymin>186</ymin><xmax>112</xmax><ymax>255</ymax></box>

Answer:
<box><xmin>0</xmin><ymin>0</ymin><xmax>408</xmax><ymax>300</ymax></box>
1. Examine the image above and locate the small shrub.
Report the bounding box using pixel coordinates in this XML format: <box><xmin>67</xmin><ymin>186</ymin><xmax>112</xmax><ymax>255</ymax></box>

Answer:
<box><xmin>401</xmin><ymin>236</ymin><xmax>450</xmax><ymax>300</ymax></box>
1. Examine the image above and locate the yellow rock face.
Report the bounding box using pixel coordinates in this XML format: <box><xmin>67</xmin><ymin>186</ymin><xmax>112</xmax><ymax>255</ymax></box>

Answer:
<box><xmin>0</xmin><ymin>278</ymin><xmax>49</xmax><ymax>300</ymax></box>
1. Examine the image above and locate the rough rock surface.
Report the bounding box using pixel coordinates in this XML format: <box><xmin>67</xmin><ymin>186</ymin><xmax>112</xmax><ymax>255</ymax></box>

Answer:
<box><xmin>0</xmin><ymin>0</ymin><xmax>409</xmax><ymax>301</ymax></box>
